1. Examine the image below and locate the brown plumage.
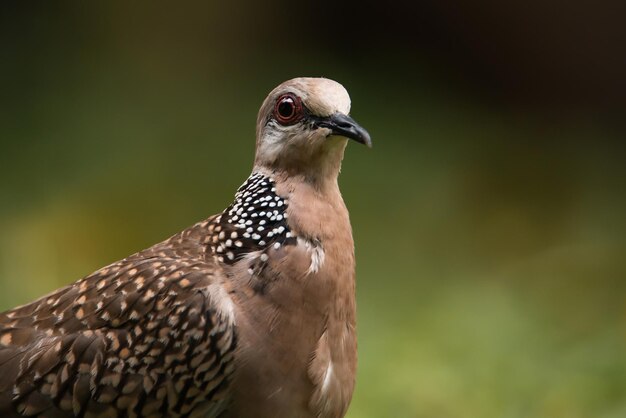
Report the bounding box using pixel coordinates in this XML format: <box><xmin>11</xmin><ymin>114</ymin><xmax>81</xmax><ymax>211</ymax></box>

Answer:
<box><xmin>0</xmin><ymin>77</ymin><xmax>370</xmax><ymax>418</ymax></box>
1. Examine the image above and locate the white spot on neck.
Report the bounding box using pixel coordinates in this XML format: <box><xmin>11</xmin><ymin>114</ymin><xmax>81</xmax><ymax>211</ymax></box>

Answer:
<box><xmin>298</xmin><ymin>237</ymin><xmax>325</xmax><ymax>274</ymax></box>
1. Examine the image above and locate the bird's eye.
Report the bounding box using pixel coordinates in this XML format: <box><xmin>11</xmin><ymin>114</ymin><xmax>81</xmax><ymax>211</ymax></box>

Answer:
<box><xmin>274</xmin><ymin>94</ymin><xmax>303</xmax><ymax>125</ymax></box>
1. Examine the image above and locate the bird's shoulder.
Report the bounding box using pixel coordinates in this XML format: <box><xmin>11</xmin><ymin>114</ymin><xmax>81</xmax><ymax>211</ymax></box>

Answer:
<box><xmin>0</xmin><ymin>214</ymin><xmax>226</xmax><ymax>331</ymax></box>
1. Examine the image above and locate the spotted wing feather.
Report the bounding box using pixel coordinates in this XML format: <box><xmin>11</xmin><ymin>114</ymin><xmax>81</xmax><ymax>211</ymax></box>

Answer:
<box><xmin>0</xmin><ymin>238</ymin><xmax>236</xmax><ymax>417</ymax></box>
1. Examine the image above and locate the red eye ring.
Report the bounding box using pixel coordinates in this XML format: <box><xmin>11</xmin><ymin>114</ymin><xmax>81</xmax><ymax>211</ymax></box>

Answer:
<box><xmin>273</xmin><ymin>94</ymin><xmax>303</xmax><ymax>125</ymax></box>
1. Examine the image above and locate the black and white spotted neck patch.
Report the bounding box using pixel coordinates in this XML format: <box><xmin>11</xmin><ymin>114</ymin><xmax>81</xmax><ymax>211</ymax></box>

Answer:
<box><xmin>206</xmin><ymin>172</ymin><xmax>297</xmax><ymax>264</ymax></box>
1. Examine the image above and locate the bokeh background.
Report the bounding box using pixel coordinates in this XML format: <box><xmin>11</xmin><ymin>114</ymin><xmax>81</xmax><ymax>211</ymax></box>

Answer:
<box><xmin>1</xmin><ymin>2</ymin><xmax>625</xmax><ymax>417</ymax></box>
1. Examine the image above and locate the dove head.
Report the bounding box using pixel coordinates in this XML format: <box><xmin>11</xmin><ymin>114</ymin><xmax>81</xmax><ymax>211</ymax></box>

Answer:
<box><xmin>254</xmin><ymin>77</ymin><xmax>370</xmax><ymax>184</ymax></box>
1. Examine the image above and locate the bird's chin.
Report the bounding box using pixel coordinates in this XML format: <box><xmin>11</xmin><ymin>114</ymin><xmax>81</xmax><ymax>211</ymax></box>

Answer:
<box><xmin>324</xmin><ymin>133</ymin><xmax>350</xmax><ymax>148</ymax></box>
<box><xmin>325</xmin><ymin>133</ymin><xmax>349</xmax><ymax>142</ymax></box>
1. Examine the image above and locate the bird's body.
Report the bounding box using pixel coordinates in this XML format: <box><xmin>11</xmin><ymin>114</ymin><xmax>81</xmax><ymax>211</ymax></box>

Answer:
<box><xmin>0</xmin><ymin>78</ymin><xmax>370</xmax><ymax>418</ymax></box>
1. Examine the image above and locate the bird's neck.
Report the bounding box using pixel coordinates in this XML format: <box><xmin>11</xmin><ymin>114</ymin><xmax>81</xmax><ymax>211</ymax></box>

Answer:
<box><xmin>211</xmin><ymin>167</ymin><xmax>355</xmax><ymax>301</ymax></box>
<box><xmin>218</xmin><ymin>166</ymin><xmax>355</xmax><ymax>301</ymax></box>
<box><xmin>272</xmin><ymin>171</ymin><xmax>348</xmax><ymax>241</ymax></box>
<box><xmin>253</xmin><ymin>136</ymin><xmax>348</xmax><ymax>192</ymax></box>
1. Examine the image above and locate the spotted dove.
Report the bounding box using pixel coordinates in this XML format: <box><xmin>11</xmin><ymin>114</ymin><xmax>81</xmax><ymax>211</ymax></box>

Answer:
<box><xmin>0</xmin><ymin>77</ymin><xmax>371</xmax><ymax>418</ymax></box>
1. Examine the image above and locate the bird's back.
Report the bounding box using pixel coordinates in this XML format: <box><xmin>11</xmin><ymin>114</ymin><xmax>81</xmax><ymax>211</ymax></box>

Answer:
<box><xmin>0</xmin><ymin>219</ymin><xmax>237</xmax><ymax>417</ymax></box>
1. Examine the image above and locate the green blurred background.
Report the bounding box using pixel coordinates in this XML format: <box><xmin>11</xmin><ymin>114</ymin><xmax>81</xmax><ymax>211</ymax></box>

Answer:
<box><xmin>1</xmin><ymin>2</ymin><xmax>625</xmax><ymax>417</ymax></box>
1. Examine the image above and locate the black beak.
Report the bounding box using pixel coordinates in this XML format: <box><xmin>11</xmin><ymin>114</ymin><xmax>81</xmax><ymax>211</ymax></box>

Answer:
<box><xmin>314</xmin><ymin>113</ymin><xmax>372</xmax><ymax>148</ymax></box>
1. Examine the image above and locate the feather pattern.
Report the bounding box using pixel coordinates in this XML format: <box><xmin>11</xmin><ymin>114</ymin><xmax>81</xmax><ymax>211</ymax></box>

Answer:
<box><xmin>0</xmin><ymin>224</ymin><xmax>237</xmax><ymax>417</ymax></box>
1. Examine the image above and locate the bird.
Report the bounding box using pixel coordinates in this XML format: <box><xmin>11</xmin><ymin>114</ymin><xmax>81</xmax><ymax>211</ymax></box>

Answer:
<box><xmin>0</xmin><ymin>77</ymin><xmax>371</xmax><ymax>418</ymax></box>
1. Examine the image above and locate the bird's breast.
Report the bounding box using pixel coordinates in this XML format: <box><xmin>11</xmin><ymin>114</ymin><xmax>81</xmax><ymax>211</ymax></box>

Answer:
<box><xmin>222</xmin><ymin>173</ymin><xmax>357</xmax><ymax>417</ymax></box>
